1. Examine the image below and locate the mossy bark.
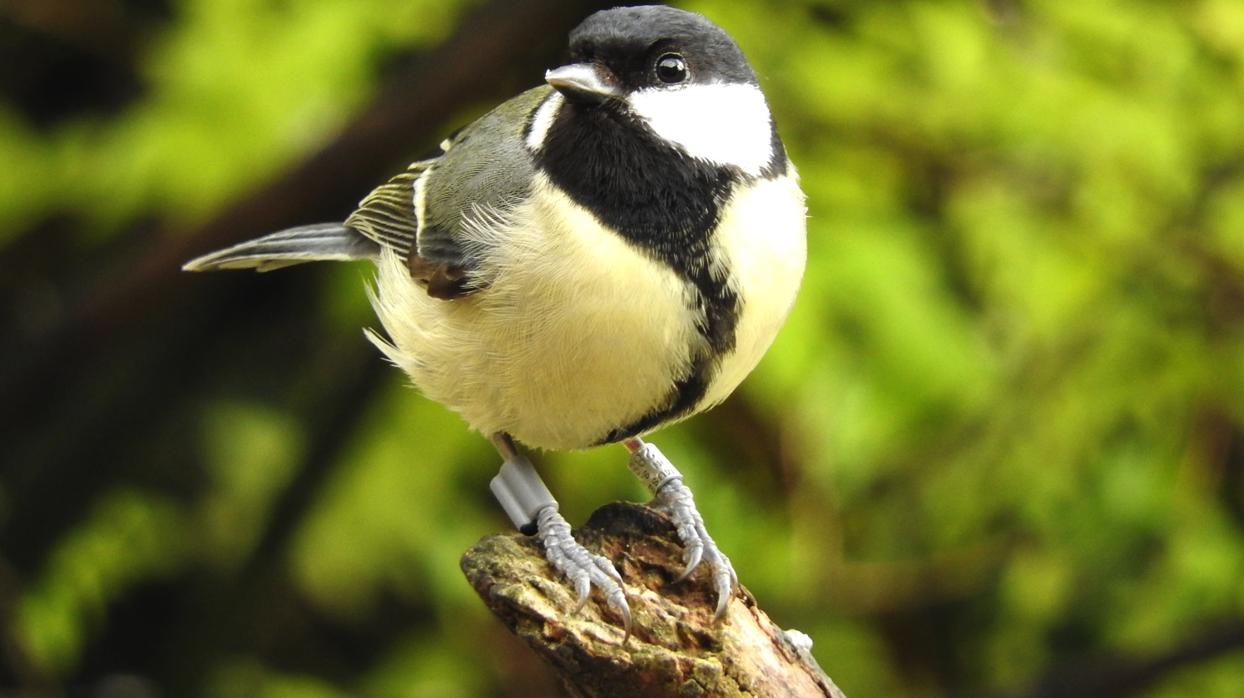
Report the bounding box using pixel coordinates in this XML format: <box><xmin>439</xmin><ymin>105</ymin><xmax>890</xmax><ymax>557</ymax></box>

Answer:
<box><xmin>461</xmin><ymin>503</ymin><xmax>845</xmax><ymax>698</ymax></box>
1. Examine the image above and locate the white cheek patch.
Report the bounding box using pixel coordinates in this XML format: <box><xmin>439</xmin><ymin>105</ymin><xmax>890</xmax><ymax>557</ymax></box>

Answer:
<box><xmin>628</xmin><ymin>83</ymin><xmax>773</xmax><ymax>176</ymax></box>
<box><xmin>525</xmin><ymin>91</ymin><xmax>564</xmax><ymax>151</ymax></box>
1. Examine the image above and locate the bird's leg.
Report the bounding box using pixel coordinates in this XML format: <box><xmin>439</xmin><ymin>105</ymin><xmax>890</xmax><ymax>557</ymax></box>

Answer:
<box><xmin>623</xmin><ymin>437</ymin><xmax>738</xmax><ymax>619</ymax></box>
<box><xmin>487</xmin><ymin>433</ymin><xmax>631</xmax><ymax>631</ymax></box>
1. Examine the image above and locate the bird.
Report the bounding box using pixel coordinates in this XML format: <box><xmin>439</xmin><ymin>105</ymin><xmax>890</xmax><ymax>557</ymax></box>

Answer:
<box><xmin>184</xmin><ymin>5</ymin><xmax>806</xmax><ymax>630</ymax></box>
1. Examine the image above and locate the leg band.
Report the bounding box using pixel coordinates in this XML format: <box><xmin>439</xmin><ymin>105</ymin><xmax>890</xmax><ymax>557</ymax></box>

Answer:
<box><xmin>490</xmin><ymin>454</ymin><xmax>558</xmax><ymax>532</ymax></box>
<box><xmin>626</xmin><ymin>441</ymin><xmax>682</xmax><ymax>494</ymax></box>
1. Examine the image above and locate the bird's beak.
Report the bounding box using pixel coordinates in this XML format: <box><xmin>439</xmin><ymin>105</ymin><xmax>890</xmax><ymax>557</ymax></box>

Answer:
<box><xmin>545</xmin><ymin>63</ymin><xmax>620</xmax><ymax>104</ymax></box>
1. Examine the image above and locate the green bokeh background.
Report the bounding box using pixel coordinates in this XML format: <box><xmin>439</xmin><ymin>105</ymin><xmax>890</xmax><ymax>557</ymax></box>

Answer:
<box><xmin>4</xmin><ymin>1</ymin><xmax>1244</xmax><ymax>696</ymax></box>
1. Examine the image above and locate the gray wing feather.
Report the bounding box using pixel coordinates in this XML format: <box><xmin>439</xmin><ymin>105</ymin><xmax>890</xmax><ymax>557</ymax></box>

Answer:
<box><xmin>415</xmin><ymin>87</ymin><xmax>549</xmax><ymax>274</ymax></box>
<box><xmin>182</xmin><ymin>223</ymin><xmax>378</xmax><ymax>272</ymax></box>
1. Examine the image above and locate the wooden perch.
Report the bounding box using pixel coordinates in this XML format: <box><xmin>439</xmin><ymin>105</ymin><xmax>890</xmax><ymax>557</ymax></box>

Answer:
<box><xmin>461</xmin><ymin>502</ymin><xmax>846</xmax><ymax>698</ymax></box>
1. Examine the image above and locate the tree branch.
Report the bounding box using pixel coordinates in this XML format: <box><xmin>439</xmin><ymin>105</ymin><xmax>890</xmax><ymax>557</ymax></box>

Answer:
<box><xmin>462</xmin><ymin>503</ymin><xmax>845</xmax><ymax>698</ymax></box>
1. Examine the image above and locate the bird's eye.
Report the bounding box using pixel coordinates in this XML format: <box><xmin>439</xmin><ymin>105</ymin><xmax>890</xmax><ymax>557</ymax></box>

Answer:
<box><xmin>654</xmin><ymin>53</ymin><xmax>688</xmax><ymax>84</ymax></box>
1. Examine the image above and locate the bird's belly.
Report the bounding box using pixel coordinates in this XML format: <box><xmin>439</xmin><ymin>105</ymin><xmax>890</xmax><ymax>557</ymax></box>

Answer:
<box><xmin>369</xmin><ymin>179</ymin><xmax>701</xmax><ymax>450</ymax></box>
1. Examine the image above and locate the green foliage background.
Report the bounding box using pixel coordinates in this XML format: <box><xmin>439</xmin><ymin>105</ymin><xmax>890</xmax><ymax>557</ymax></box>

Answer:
<box><xmin>3</xmin><ymin>1</ymin><xmax>1244</xmax><ymax>696</ymax></box>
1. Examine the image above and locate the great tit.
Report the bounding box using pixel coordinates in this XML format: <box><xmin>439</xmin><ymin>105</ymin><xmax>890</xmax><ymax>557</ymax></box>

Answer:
<box><xmin>185</xmin><ymin>5</ymin><xmax>806</xmax><ymax>629</ymax></box>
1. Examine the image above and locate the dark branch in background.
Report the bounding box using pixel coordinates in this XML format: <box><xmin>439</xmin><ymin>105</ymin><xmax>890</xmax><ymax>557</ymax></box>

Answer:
<box><xmin>987</xmin><ymin>618</ymin><xmax>1244</xmax><ymax>698</ymax></box>
<box><xmin>462</xmin><ymin>503</ymin><xmax>845</xmax><ymax>698</ymax></box>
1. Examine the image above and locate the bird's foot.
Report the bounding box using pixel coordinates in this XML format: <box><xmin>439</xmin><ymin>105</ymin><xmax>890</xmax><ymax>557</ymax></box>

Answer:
<box><xmin>488</xmin><ymin>438</ymin><xmax>632</xmax><ymax>632</ymax></box>
<box><xmin>652</xmin><ymin>477</ymin><xmax>738</xmax><ymax>618</ymax></box>
<box><xmin>535</xmin><ymin>505</ymin><xmax>631</xmax><ymax>631</ymax></box>
<box><xmin>626</xmin><ymin>440</ymin><xmax>738</xmax><ymax>619</ymax></box>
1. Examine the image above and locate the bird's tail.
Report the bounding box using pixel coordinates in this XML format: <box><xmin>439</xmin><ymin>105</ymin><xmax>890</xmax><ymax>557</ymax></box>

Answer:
<box><xmin>182</xmin><ymin>223</ymin><xmax>380</xmax><ymax>272</ymax></box>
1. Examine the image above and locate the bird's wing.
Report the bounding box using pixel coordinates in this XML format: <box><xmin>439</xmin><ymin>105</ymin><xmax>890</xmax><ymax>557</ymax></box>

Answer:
<box><xmin>347</xmin><ymin>86</ymin><xmax>552</xmax><ymax>299</ymax></box>
<box><xmin>344</xmin><ymin>159</ymin><xmax>432</xmax><ymax>259</ymax></box>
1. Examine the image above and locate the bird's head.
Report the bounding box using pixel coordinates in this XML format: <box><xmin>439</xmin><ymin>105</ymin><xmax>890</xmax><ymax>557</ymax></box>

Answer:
<box><xmin>532</xmin><ymin>6</ymin><xmax>777</xmax><ymax>178</ymax></box>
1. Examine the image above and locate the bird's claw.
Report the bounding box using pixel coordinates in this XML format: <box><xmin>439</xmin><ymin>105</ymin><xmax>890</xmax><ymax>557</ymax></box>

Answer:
<box><xmin>536</xmin><ymin>506</ymin><xmax>631</xmax><ymax>633</ymax></box>
<box><xmin>676</xmin><ymin>538</ymin><xmax>704</xmax><ymax>582</ymax></box>
<box><xmin>654</xmin><ymin>477</ymin><xmax>738</xmax><ymax>619</ymax></box>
